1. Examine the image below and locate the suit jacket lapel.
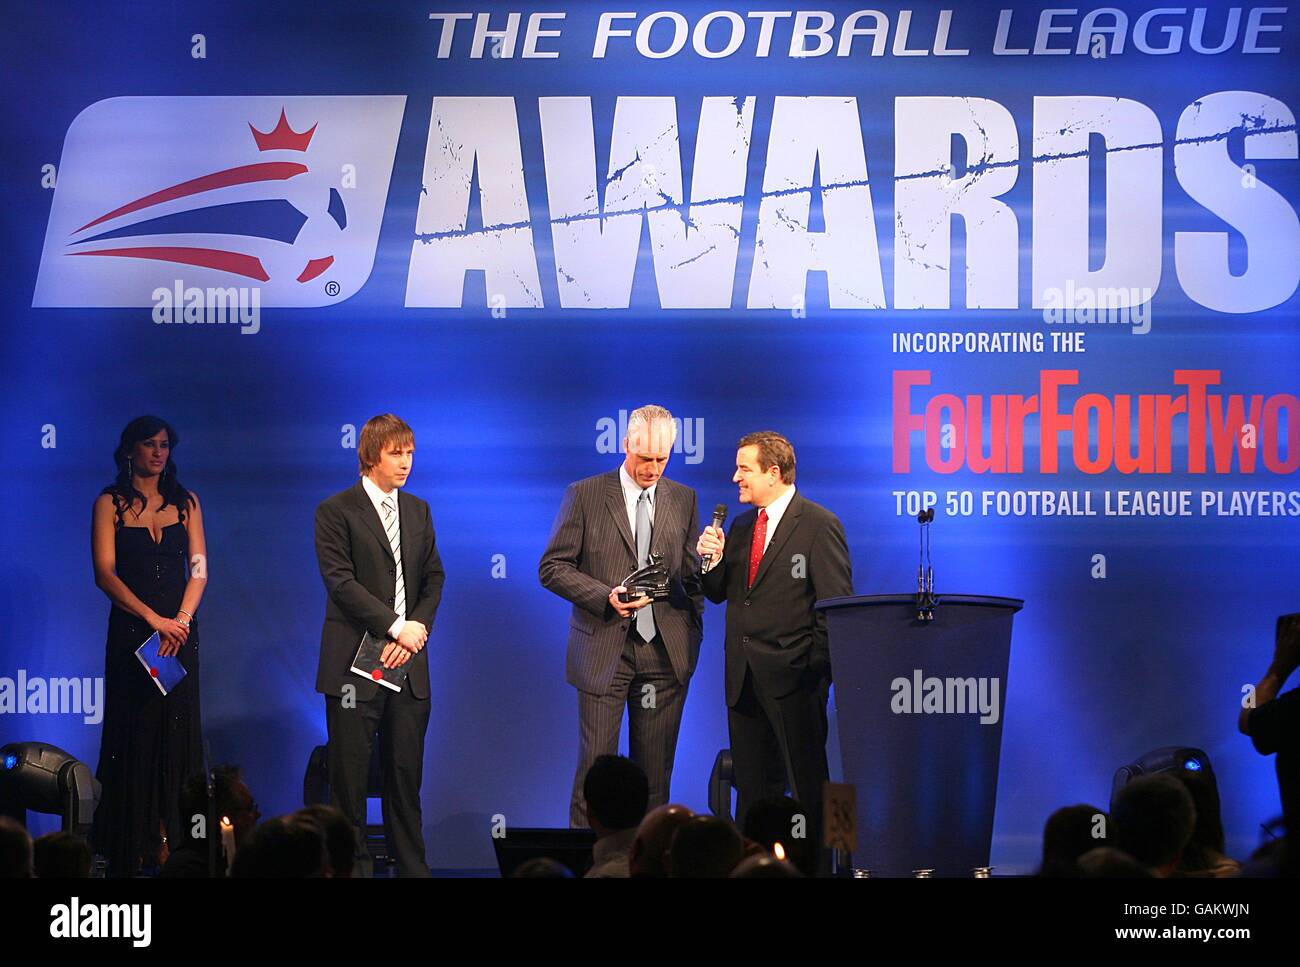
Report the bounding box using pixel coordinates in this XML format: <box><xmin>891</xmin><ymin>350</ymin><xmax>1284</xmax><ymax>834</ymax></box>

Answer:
<box><xmin>604</xmin><ymin>471</ymin><xmax>636</xmax><ymax>556</ymax></box>
<box><xmin>750</xmin><ymin>493</ymin><xmax>803</xmax><ymax>591</ymax></box>
<box><xmin>649</xmin><ymin>480</ymin><xmax>676</xmax><ymax>559</ymax></box>
<box><xmin>354</xmin><ymin>481</ymin><xmax>395</xmax><ymax>563</ymax></box>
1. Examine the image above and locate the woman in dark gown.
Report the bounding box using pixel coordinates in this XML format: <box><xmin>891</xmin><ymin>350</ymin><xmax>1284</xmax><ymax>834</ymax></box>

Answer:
<box><xmin>90</xmin><ymin>416</ymin><xmax>208</xmax><ymax>876</ymax></box>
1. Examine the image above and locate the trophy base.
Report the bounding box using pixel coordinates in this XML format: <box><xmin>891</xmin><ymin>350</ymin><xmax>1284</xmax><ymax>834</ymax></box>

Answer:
<box><xmin>617</xmin><ymin>588</ymin><xmax>670</xmax><ymax>603</ymax></box>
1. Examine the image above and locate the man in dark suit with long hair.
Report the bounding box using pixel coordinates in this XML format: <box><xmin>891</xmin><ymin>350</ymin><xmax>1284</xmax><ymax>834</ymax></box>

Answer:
<box><xmin>540</xmin><ymin>405</ymin><xmax>704</xmax><ymax>828</ymax></box>
<box><xmin>696</xmin><ymin>431</ymin><xmax>853</xmax><ymax>856</ymax></box>
<box><xmin>314</xmin><ymin>413</ymin><xmax>444</xmax><ymax>876</ymax></box>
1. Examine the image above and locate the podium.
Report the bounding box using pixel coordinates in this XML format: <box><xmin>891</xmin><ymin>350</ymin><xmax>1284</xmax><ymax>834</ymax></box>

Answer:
<box><xmin>816</xmin><ymin>594</ymin><xmax>1022</xmax><ymax>875</ymax></box>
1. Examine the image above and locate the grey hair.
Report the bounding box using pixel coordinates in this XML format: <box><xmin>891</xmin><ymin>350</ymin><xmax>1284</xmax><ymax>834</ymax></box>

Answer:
<box><xmin>626</xmin><ymin>404</ymin><xmax>678</xmax><ymax>446</ymax></box>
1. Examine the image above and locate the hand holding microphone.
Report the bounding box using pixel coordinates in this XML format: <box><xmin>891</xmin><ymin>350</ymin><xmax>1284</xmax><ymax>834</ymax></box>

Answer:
<box><xmin>697</xmin><ymin>504</ymin><xmax>727</xmax><ymax>571</ymax></box>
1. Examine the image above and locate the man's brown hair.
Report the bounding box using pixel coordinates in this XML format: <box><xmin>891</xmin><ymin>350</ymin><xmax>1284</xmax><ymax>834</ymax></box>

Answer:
<box><xmin>358</xmin><ymin>414</ymin><xmax>415</xmax><ymax>475</ymax></box>
<box><xmin>737</xmin><ymin>431</ymin><xmax>796</xmax><ymax>484</ymax></box>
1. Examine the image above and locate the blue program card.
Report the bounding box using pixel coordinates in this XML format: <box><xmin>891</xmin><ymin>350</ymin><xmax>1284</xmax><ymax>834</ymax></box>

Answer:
<box><xmin>134</xmin><ymin>631</ymin><xmax>188</xmax><ymax>696</ymax></box>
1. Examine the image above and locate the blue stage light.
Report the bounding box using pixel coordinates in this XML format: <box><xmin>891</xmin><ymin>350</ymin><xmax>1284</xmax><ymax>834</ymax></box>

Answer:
<box><xmin>2</xmin><ymin>753</ymin><xmax>17</xmax><ymax>770</ymax></box>
<box><xmin>1183</xmin><ymin>757</ymin><xmax>1202</xmax><ymax>772</ymax></box>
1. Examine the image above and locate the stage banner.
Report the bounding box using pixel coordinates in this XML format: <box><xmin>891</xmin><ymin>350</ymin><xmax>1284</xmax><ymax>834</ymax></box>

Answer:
<box><xmin>1</xmin><ymin>1</ymin><xmax>1296</xmax><ymax>870</ymax></box>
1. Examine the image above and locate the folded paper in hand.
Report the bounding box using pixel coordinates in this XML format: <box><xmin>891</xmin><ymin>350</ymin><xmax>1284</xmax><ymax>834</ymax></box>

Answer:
<box><xmin>134</xmin><ymin>631</ymin><xmax>187</xmax><ymax>696</ymax></box>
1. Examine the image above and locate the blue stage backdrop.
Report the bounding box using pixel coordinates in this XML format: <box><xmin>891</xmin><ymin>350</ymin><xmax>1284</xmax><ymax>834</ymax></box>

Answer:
<box><xmin>1</xmin><ymin>1</ymin><xmax>1297</xmax><ymax>870</ymax></box>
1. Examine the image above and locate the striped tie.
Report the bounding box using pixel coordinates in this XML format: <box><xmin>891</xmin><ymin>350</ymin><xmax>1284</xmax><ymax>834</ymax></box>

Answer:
<box><xmin>382</xmin><ymin>496</ymin><xmax>406</xmax><ymax>620</ymax></box>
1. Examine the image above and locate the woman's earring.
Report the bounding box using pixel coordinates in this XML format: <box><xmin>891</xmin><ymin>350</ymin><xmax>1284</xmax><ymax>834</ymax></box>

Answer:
<box><xmin>127</xmin><ymin>457</ymin><xmax>133</xmax><ymax>477</ymax></box>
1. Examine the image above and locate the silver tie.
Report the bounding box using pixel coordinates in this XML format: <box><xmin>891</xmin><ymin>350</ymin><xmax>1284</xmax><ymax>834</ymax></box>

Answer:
<box><xmin>382</xmin><ymin>496</ymin><xmax>406</xmax><ymax>621</ymax></box>
<box><xmin>635</xmin><ymin>489</ymin><xmax>655</xmax><ymax>642</ymax></box>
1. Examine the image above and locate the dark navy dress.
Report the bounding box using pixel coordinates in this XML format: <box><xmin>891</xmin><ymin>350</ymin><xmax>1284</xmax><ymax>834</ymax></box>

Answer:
<box><xmin>92</xmin><ymin>520</ymin><xmax>202</xmax><ymax>876</ymax></box>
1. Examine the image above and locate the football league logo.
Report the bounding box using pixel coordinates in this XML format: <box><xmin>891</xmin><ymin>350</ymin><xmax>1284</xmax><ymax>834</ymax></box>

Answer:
<box><xmin>33</xmin><ymin>96</ymin><xmax>406</xmax><ymax>307</ymax></box>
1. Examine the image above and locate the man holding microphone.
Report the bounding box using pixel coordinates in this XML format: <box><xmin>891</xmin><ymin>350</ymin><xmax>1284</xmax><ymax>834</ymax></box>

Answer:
<box><xmin>697</xmin><ymin>431</ymin><xmax>852</xmax><ymax>855</ymax></box>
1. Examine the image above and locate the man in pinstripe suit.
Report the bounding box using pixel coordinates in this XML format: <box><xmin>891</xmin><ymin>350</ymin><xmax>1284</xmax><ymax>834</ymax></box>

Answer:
<box><xmin>540</xmin><ymin>405</ymin><xmax>705</xmax><ymax>828</ymax></box>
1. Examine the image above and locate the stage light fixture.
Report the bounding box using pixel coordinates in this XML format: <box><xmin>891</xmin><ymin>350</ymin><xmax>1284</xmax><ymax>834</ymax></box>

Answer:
<box><xmin>1110</xmin><ymin>745</ymin><xmax>1214</xmax><ymax>812</ymax></box>
<box><xmin>0</xmin><ymin>741</ymin><xmax>99</xmax><ymax>839</ymax></box>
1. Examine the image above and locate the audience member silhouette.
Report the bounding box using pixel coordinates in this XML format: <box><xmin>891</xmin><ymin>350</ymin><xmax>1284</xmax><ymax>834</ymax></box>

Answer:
<box><xmin>296</xmin><ymin>805</ymin><xmax>357</xmax><ymax>878</ymax></box>
<box><xmin>667</xmin><ymin>815</ymin><xmax>744</xmax><ymax>878</ymax></box>
<box><xmin>1112</xmin><ymin>774</ymin><xmax>1196</xmax><ymax>876</ymax></box>
<box><xmin>1240</xmin><ymin>612</ymin><xmax>1300</xmax><ymax>866</ymax></box>
<box><xmin>583</xmin><ymin>755</ymin><xmax>649</xmax><ymax>878</ymax></box>
<box><xmin>231</xmin><ymin>815</ymin><xmax>329</xmax><ymax>878</ymax></box>
<box><xmin>33</xmin><ymin>831</ymin><xmax>92</xmax><ymax>878</ymax></box>
<box><xmin>1076</xmin><ymin>846</ymin><xmax>1154</xmax><ymax>878</ymax></box>
<box><xmin>0</xmin><ymin>817</ymin><xmax>33</xmax><ymax>878</ymax></box>
<box><xmin>161</xmin><ymin>765</ymin><xmax>259</xmax><ymax>878</ymax></box>
<box><xmin>742</xmin><ymin>795</ymin><xmax>817</xmax><ymax>878</ymax></box>
<box><xmin>1171</xmin><ymin>769</ymin><xmax>1239</xmax><ymax>877</ymax></box>
<box><xmin>1038</xmin><ymin>804</ymin><xmax>1108</xmax><ymax>876</ymax></box>
<box><xmin>629</xmin><ymin>804</ymin><xmax>694</xmax><ymax>878</ymax></box>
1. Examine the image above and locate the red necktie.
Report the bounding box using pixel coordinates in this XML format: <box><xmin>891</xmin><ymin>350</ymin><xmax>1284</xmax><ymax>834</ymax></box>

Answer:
<box><xmin>748</xmin><ymin>508</ymin><xmax>768</xmax><ymax>588</ymax></box>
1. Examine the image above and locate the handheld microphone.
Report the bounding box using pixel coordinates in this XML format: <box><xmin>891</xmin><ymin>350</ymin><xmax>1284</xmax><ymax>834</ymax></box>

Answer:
<box><xmin>703</xmin><ymin>504</ymin><xmax>728</xmax><ymax>571</ymax></box>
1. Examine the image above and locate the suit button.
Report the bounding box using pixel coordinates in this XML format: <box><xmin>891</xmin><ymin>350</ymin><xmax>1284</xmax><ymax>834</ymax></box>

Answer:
<box><xmin>742</xmin><ymin>636</ymin><xmax>750</xmax><ymax>643</ymax></box>
<box><xmin>744</xmin><ymin>599</ymin><xmax>750</xmax><ymax>606</ymax></box>
<box><xmin>388</xmin><ymin>567</ymin><xmax>395</xmax><ymax>575</ymax></box>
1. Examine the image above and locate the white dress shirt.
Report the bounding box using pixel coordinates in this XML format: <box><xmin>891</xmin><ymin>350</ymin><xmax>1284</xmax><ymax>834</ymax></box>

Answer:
<box><xmin>361</xmin><ymin>474</ymin><xmax>406</xmax><ymax>639</ymax></box>
<box><xmin>619</xmin><ymin>463</ymin><xmax>656</xmax><ymax>538</ymax></box>
<box><xmin>758</xmin><ymin>484</ymin><xmax>796</xmax><ymax>553</ymax></box>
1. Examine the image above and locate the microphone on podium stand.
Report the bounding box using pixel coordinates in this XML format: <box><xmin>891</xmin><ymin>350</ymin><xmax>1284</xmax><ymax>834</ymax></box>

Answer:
<box><xmin>915</xmin><ymin>507</ymin><xmax>939</xmax><ymax>622</ymax></box>
<box><xmin>701</xmin><ymin>504</ymin><xmax>727</xmax><ymax>573</ymax></box>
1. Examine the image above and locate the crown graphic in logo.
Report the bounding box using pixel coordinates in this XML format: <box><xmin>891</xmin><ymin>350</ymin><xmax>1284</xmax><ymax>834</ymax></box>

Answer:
<box><xmin>249</xmin><ymin>109</ymin><xmax>317</xmax><ymax>152</ymax></box>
